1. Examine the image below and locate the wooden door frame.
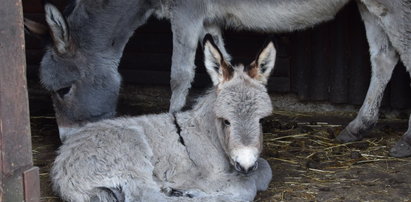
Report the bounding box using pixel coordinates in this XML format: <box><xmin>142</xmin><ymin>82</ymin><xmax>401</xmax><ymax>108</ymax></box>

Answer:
<box><xmin>0</xmin><ymin>0</ymin><xmax>40</xmax><ymax>201</ymax></box>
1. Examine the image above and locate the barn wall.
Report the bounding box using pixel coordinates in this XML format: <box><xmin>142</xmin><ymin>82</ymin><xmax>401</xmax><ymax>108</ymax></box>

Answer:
<box><xmin>289</xmin><ymin>2</ymin><xmax>411</xmax><ymax>109</ymax></box>
<box><xmin>23</xmin><ymin>1</ymin><xmax>411</xmax><ymax>109</ymax></box>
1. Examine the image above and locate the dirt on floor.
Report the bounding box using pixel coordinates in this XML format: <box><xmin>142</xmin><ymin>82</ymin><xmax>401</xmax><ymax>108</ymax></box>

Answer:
<box><xmin>29</xmin><ymin>84</ymin><xmax>411</xmax><ymax>202</ymax></box>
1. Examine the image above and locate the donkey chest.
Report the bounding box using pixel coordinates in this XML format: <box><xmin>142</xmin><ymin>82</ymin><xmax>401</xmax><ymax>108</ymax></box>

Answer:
<box><xmin>147</xmin><ymin>133</ymin><xmax>195</xmax><ymax>182</ymax></box>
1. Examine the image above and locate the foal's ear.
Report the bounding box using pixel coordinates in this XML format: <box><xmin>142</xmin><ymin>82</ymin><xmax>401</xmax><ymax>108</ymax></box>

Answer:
<box><xmin>203</xmin><ymin>34</ymin><xmax>233</xmax><ymax>86</ymax></box>
<box><xmin>44</xmin><ymin>3</ymin><xmax>73</xmax><ymax>55</ymax></box>
<box><xmin>247</xmin><ymin>42</ymin><xmax>276</xmax><ymax>85</ymax></box>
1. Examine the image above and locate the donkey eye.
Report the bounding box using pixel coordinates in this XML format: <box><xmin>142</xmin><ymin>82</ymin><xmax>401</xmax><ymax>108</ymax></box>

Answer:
<box><xmin>56</xmin><ymin>86</ymin><xmax>71</xmax><ymax>98</ymax></box>
<box><xmin>259</xmin><ymin>118</ymin><xmax>265</xmax><ymax>124</ymax></box>
<box><xmin>223</xmin><ymin>120</ymin><xmax>231</xmax><ymax>126</ymax></box>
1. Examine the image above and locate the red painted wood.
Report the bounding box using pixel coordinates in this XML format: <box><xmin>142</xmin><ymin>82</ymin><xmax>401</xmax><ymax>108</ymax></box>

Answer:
<box><xmin>23</xmin><ymin>167</ymin><xmax>41</xmax><ymax>202</ymax></box>
<box><xmin>0</xmin><ymin>0</ymin><xmax>38</xmax><ymax>201</ymax></box>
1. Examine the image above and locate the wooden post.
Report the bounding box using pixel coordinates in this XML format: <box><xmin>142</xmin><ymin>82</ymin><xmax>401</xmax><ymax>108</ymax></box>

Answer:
<box><xmin>0</xmin><ymin>0</ymin><xmax>40</xmax><ymax>201</ymax></box>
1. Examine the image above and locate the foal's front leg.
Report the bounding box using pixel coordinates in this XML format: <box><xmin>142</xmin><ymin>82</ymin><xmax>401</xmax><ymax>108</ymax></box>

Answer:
<box><xmin>165</xmin><ymin>188</ymin><xmax>207</xmax><ymax>199</ymax></box>
<box><xmin>249</xmin><ymin>158</ymin><xmax>272</xmax><ymax>191</ymax></box>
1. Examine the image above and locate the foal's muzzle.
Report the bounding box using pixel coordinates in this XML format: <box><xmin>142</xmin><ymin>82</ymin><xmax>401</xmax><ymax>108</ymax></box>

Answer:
<box><xmin>234</xmin><ymin>161</ymin><xmax>258</xmax><ymax>174</ymax></box>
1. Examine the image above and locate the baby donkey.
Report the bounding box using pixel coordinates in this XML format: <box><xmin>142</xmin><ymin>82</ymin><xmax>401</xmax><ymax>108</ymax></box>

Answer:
<box><xmin>51</xmin><ymin>35</ymin><xmax>275</xmax><ymax>201</ymax></box>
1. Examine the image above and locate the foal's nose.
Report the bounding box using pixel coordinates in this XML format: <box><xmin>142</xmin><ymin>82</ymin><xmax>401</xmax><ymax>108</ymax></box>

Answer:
<box><xmin>234</xmin><ymin>161</ymin><xmax>258</xmax><ymax>174</ymax></box>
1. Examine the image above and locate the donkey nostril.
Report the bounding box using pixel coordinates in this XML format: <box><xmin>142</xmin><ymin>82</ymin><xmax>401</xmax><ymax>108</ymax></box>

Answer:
<box><xmin>234</xmin><ymin>161</ymin><xmax>258</xmax><ymax>174</ymax></box>
<box><xmin>234</xmin><ymin>161</ymin><xmax>244</xmax><ymax>172</ymax></box>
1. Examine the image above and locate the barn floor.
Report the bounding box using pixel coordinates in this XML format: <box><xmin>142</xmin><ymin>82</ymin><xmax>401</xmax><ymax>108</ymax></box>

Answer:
<box><xmin>29</xmin><ymin>83</ymin><xmax>411</xmax><ymax>201</ymax></box>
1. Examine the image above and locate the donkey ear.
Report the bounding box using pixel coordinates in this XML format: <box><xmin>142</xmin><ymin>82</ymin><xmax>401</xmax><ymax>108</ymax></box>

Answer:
<box><xmin>24</xmin><ymin>18</ymin><xmax>50</xmax><ymax>39</ymax></box>
<box><xmin>44</xmin><ymin>3</ymin><xmax>73</xmax><ymax>55</ymax></box>
<box><xmin>203</xmin><ymin>34</ymin><xmax>233</xmax><ymax>86</ymax></box>
<box><xmin>247</xmin><ymin>42</ymin><xmax>276</xmax><ymax>85</ymax></box>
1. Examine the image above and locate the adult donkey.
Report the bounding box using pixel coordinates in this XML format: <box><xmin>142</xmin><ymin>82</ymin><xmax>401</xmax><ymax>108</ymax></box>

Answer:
<box><xmin>28</xmin><ymin>1</ymin><xmax>411</xmax><ymax>156</ymax></box>
<box><xmin>51</xmin><ymin>35</ymin><xmax>274</xmax><ymax>202</ymax></box>
<box><xmin>25</xmin><ymin>1</ymin><xmax>155</xmax><ymax>141</ymax></box>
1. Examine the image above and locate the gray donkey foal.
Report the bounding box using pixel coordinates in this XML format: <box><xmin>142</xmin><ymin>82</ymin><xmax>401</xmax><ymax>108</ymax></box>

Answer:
<box><xmin>51</xmin><ymin>36</ymin><xmax>275</xmax><ymax>201</ymax></box>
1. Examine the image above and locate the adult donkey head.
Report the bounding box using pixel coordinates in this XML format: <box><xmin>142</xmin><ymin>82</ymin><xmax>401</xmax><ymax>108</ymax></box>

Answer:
<box><xmin>25</xmin><ymin>1</ymin><xmax>154</xmax><ymax>140</ymax></box>
<box><xmin>203</xmin><ymin>35</ymin><xmax>275</xmax><ymax>174</ymax></box>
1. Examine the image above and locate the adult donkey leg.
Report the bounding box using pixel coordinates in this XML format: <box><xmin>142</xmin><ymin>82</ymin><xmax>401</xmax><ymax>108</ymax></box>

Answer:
<box><xmin>390</xmin><ymin>41</ymin><xmax>411</xmax><ymax>157</ymax></box>
<box><xmin>201</xmin><ymin>25</ymin><xmax>232</xmax><ymax>62</ymax></box>
<box><xmin>169</xmin><ymin>18</ymin><xmax>204</xmax><ymax>112</ymax></box>
<box><xmin>390</xmin><ymin>115</ymin><xmax>411</xmax><ymax>157</ymax></box>
<box><xmin>337</xmin><ymin>3</ymin><xmax>399</xmax><ymax>142</ymax></box>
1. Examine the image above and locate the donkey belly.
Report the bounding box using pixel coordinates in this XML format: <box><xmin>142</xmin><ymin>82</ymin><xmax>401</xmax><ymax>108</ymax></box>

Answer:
<box><xmin>211</xmin><ymin>0</ymin><xmax>350</xmax><ymax>32</ymax></box>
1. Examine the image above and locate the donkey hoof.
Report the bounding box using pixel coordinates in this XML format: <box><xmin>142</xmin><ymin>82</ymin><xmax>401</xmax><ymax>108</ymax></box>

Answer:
<box><xmin>390</xmin><ymin>138</ymin><xmax>411</xmax><ymax>158</ymax></box>
<box><xmin>168</xmin><ymin>189</ymin><xmax>204</xmax><ymax>198</ymax></box>
<box><xmin>336</xmin><ymin>127</ymin><xmax>363</xmax><ymax>143</ymax></box>
<box><xmin>169</xmin><ymin>189</ymin><xmax>184</xmax><ymax>197</ymax></box>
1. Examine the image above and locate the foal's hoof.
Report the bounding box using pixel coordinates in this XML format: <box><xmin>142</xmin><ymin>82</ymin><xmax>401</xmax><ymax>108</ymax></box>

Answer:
<box><xmin>390</xmin><ymin>138</ymin><xmax>411</xmax><ymax>158</ymax></box>
<box><xmin>336</xmin><ymin>127</ymin><xmax>363</xmax><ymax>143</ymax></box>
<box><xmin>168</xmin><ymin>189</ymin><xmax>197</xmax><ymax>198</ymax></box>
<box><xmin>169</xmin><ymin>189</ymin><xmax>184</xmax><ymax>197</ymax></box>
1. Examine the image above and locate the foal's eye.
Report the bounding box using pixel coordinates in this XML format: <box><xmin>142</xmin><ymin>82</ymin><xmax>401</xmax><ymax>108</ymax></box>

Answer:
<box><xmin>56</xmin><ymin>86</ymin><xmax>71</xmax><ymax>98</ymax></box>
<box><xmin>259</xmin><ymin>118</ymin><xmax>265</xmax><ymax>124</ymax></box>
<box><xmin>223</xmin><ymin>120</ymin><xmax>231</xmax><ymax>126</ymax></box>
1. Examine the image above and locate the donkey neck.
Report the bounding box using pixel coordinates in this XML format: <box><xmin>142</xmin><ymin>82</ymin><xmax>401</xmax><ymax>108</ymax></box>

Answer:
<box><xmin>67</xmin><ymin>0</ymin><xmax>155</xmax><ymax>53</ymax></box>
<box><xmin>186</xmin><ymin>89</ymin><xmax>218</xmax><ymax>125</ymax></box>
<box><xmin>176</xmin><ymin>89</ymin><xmax>231</xmax><ymax>171</ymax></box>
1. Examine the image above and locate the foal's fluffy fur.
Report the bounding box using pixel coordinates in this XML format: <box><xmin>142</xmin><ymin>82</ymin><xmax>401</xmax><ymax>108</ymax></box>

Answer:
<box><xmin>51</xmin><ymin>38</ymin><xmax>276</xmax><ymax>201</ymax></box>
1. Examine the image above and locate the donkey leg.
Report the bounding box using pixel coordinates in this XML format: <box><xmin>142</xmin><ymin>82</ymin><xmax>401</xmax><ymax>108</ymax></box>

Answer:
<box><xmin>122</xmin><ymin>179</ymin><xmax>169</xmax><ymax>202</ymax></box>
<box><xmin>90</xmin><ymin>187</ymin><xmax>124</xmax><ymax>202</ymax></box>
<box><xmin>169</xmin><ymin>19</ymin><xmax>203</xmax><ymax>112</ymax></box>
<box><xmin>390</xmin><ymin>64</ymin><xmax>411</xmax><ymax>157</ymax></box>
<box><xmin>390</xmin><ymin>115</ymin><xmax>411</xmax><ymax>157</ymax></box>
<box><xmin>249</xmin><ymin>158</ymin><xmax>272</xmax><ymax>191</ymax></box>
<box><xmin>359</xmin><ymin>1</ymin><xmax>411</xmax><ymax>157</ymax></box>
<box><xmin>337</xmin><ymin>3</ymin><xmax>399</xmax><ymax>142</ymax></box>
<box><xmin>201</xmin><ymin>25</ymin><xmax>232</xmax><ymax>62</ymax></box>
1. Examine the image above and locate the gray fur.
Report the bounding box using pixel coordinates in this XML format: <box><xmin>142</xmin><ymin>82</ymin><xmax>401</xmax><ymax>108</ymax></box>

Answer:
<box><xmin>152</xmin><ymin>0</ymin><xmax>411</xmax><ymax>155</ymax></box>
<box><xmin>336</xmin><ymin>0</ymin><xmax>411</xmax><ymax>157</ymax></box>
<box><xmin>32</xmin><ymin>1</ymin><xmax>156</xmax><ymax>140</ymax></box>
<box><xmin>35</xmin><ymin>0</ymin><xmax>411</xmax><ymax>153</ymax></box>
<box><xmin>51</xmin><ymin>39</ymin><xmax>275</xmax><ymax>201</ymax></box>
